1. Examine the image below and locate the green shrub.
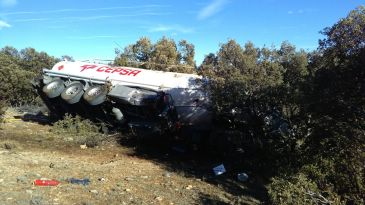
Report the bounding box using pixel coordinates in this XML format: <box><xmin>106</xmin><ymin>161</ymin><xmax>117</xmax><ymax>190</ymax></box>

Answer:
<box><xmin>300</xmin><ymin>157</ymin><xmax>365</xmax><ymax>204</ymax></box>
<box><xmin>51</xmin><ymin>114</ymin><xmax>105</xmax><ymax>147</ymax></box>
<box><xmin>268</xmin><ymin>173</ymin><xmax>341</xmax><ymax>205</ymax></box>
<box><xmin>0</xmin><ymin>46</ymin><xmax>57</xmax><ymax>106</ymax></box>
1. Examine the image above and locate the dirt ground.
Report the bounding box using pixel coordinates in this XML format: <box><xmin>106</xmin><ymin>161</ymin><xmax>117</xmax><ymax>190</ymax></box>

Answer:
<box><xmin>0</xmin><ymin>109</ymin><xmax>267</xmax><ymax>205</ymax></box>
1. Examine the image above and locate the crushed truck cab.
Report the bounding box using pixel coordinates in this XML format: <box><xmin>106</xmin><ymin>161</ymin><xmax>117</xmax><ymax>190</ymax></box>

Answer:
<box><xmin>33</xmin><ymin>61</ymin><xmax>212</xmax><ymax>135</ymax></box>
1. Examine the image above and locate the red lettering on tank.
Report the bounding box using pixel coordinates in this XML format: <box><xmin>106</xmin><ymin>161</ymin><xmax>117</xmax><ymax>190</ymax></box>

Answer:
<box><xmin>80</xmin><ymin>64</ymin><xmax>97</xmax><ymax>72</ymax></box>
<box><xmin>119</xmin><ymin>69</ymin><xmax>130</xmax><ymax>75</ymax></box>
<box><xmin>58</xmin><ymin>65</ymin><xmax>64</xmax><ymax>70</ymax></box>
<box><xmin>104</xmin><ymin>67</ymin><xmax>113</xmax><ymax>73</ymax></box>
<box><xmin>80</xmin><ymin>64</ymin><xmax>141</xmax><ymax>76</ymax></box>
<box><xmin>112</xmin><ymin>68</ymin><xmax>122</xmax><ymax>73</ymax></box>
<box><xmin>128</xmin><ymin>70</ymin><xmax>141</xmax><ymax>76</ymax></box>
<box><xmin>96</xmin><ymin>66</ymin><xmax>107</xmax><ymax>72</ymax></box>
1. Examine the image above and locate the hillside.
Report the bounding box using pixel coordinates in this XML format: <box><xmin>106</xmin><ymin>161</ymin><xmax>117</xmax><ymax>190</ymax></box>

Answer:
<box><xmin>0</xmin><ymin>108</ymin><xmax>265</xmax><ymax>205</ymax></box>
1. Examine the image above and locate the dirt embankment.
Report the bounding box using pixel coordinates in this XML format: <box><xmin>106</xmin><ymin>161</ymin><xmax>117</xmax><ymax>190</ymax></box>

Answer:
<box><xmin>0</xmin><ymin>110</ymin><xmax>266</xmax><ymax>205</ymax></box>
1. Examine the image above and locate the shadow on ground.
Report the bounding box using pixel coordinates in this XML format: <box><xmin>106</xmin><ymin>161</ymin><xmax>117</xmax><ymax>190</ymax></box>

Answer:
<box><xmin>10</xmin><ymin>105</ymin><xmax>53</xmax><ymax>125</ymax></box>
<box><xmin>116</xmin><ymin>130</ymin><xmax>269</xmax><ymax>204</ymax></box>
<box><xmin>20</xmin><ymin>113</ymin><xmax>52</xmax><ymax>125</ymax></box>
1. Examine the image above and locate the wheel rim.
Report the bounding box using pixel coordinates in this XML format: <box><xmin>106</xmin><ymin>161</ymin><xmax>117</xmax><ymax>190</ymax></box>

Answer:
<box><xmin>88</xmin><ymin>87</ymin><xmax>102</xmax><ymax>96</ymax></box>
<box><xmin>48</xmin><ymin>82</ymin><xmax>60</xmax><ymax>90</ymax></box>
<box><xmin>43</xmin><ymin>79</ymin><xmax>64</xmax><ymax>98</ymax></box>
<box><xmin>66</xmin><ymin>86</ymin><xmax>79</xmax><ymax>95</ymax></box>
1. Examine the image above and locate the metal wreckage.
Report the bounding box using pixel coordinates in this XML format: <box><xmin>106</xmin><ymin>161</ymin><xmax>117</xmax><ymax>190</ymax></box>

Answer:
<box><xmin>32</xmin><ymin>60</ymin><xmax>212</xmax><ymax>137</ymax></box>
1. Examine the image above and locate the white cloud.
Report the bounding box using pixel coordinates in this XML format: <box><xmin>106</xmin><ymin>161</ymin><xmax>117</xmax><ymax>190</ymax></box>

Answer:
<box><xmin>66</xmin><ymin>35</ymin><xmax>121</xmax><ymax>40</ymax></box>
<box><xmin>198</xmin><ymin>0</ymin><xmax>228</xmax><ymax>20</ymax></box>
<box><xmin>2</xmin><ymin>5</ymin><xmax>170</xmax><ymax>16</ymax></box>
<box><xmin>13</xmin><ymin>13</ymin><xmax>172</xmax><ymax>23</ymax></box>
<box><xmin>148</xmin><ymin>24</ymin><xmax>194</xmax><ymax>34</ymax></box>
<box><xmin>14</xmin><ymin>18</ymin><xmax>49</xmax><ymax>22</ymax></box>
<box><xmin>0</xmin><ymin>20</ymin><xmax>11</xmax><ymax>29</ymax></box>
<box><xmin>287</xmin><ymin>8</ymin><xmax>319</xmax><ymax>15</ymax></box>
<box><xmin>0</xmin><ymin>0</ymin><xmax>17</xmax><ymax>7</ymax></box>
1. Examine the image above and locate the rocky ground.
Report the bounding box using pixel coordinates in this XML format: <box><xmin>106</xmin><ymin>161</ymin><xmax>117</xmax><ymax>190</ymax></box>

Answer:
<box><xmin>0</xmin><ymin>109</ymin><xmax>267</xmax><ymax>205</ymax></box>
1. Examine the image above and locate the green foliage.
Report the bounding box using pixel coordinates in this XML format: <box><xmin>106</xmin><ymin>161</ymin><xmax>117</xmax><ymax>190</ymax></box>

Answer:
<box><xmin>0</xmin><ymin>52</ymin><xmax>37</xmax><ymax>105</ymax></box>
<box><xmin>268</xmin><ymin>173</ymin><xmax>341</xmax><ymax>205</ymax></box>
<box><xmin>298</xmin><ymin>6</ymin><xmax>365</xmax><ymax>203</ymax></box>
<box><xmin>202</xmin><ymin>7</ymin><xmax>364</xmax><ymax>204</ymax></box>
<box><xmin>319</xmin><ymin>6</ymin><xmax>365</xmax><ymax>58</ymax></box>
<box><xmin>18</xmin><ymin>47</ymin><xmax>57</xmax><ymax>74</ymax></box>
<box><xmin>178</xmin><ymin>39</ymin><xmax>195</xmax><ymax>66</ymax></box>
<box><xmin>200</xmin><ymin>39</ymin><xmax>305</xmax><ymax>130</ymax></box>
<box><xmin>202</xmin><ymin>40</ymin><xmax>286</xmax><ymax>114</ymax></box>
<box><xmin>51</xmin><ymin>114</ymin><xmax>105</xmax><ymax>147</ymax></box>
<box><xmin>0</xmin><ymin>46</ymin><xmax>58</xmax><ymax>105</ymax></box>
<box><xmin>114</xmin><ymin>36</ymin><xmax>196</xmax><ymax>73</ymax></box>
<box><xmin>199</xmin><ymin>40</ymin><xmax>309</xmax><ymax>178</ymax></box>
<box><xmin>150</xmin><ymin>37</ymin><xmax>179</xmax><ymax>69</ymax></box>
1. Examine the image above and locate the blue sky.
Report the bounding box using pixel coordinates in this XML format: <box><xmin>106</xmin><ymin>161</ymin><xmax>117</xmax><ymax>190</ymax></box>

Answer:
<box><xmin>0</xmin><ymin>0</ymin><xmax>363</xmax><ymax>65</ymax></box>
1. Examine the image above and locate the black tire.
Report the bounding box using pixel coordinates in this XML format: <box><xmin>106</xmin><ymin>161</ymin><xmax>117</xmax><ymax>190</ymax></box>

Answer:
<box><xmin>83</xmin><ymin>85</ymin><xmax>107</xmax><ymax>105</ymax></box>
<box><xmin>42</xmin><ymin>79</ymin><xmax>65</xmax><ymax>98</ymax></box>
<box><xmin>61</xmin><ymin>82</ymin><xmax>85</xmax><ymax>104</ymax></box>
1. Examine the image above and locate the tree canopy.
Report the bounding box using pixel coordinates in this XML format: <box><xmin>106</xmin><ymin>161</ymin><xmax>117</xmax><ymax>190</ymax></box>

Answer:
<box><xmin>0</xmin><ymin>47</ymin><xmax>58</xmax><ymax>105</ymax></box>
<box><xmin>198</xmin><ymin>7</ymin><xmax>365</xmax><ymax>204</ymax></box>
<box><xmin>114</xmin><ymin>36</ymin><xmax>196</xmax><ymax>73</ymax></box>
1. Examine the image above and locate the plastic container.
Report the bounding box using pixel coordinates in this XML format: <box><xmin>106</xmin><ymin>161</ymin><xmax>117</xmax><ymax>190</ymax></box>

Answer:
<box><xmin>237</xmin><ymin>173</ymin><xmax>249</xmax><ymax>182</ymax></box>
<box><xmin>213</xmin><ymin>164</ymin><xmax>226</xmax><ymax>176</ymax></box>
<box><xmin>34</xmin><ymin>179</ymin><xmax>60</xmax><ymax>186</ymax></box>
<box><xmin>68</xmin><ymin>178</ymin><xmax>90</xmax><ymax>186</ymax></box>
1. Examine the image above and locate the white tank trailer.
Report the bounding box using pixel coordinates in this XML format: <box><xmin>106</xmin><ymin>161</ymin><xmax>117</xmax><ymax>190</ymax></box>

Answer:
<box><xmin>32</xmin><ymin>61</ymin><xmax>212</xmax><ymax>136</ymax></box>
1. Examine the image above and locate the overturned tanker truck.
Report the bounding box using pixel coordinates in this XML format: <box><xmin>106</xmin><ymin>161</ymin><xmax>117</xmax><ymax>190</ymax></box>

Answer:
<box><xmin>32</xmin><ymin>61</ymin><xmax>212</xmax><ymax>136</ymax></box>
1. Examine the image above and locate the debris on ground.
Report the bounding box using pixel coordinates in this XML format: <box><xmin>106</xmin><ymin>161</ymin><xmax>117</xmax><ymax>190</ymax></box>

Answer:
<box><xmin>213</xmin><ymin>164</ymin><xmax>226</xmax><ymax>176</ymax></box>
<box><xmin>68</xmin><ymin>178</ymin><xmax>90</xmax><ymax>186</ymax></box>
<box><xmin>89</xmin><ymin>190</ymin><xmax>98</xmax><ymax>194</ymax></box>
<box><xmin>163</xmin><ymin>172</ymin><xmax>172</xmax><ymax>178</ymax></box>
<box><xmin>97</xmin><ymin>177</ymin><xmax>106</xmax><ymax>182</ymax></box>
<box><xmin>80</xmin><ymin>144</ymin><xmax>87</xmax><ymax>149</ymax></box>
<box><xmin>237</xmin><ymin>172</ymin><xmax>249</xmax><ymax>182</ymax></box>
<box><xmin>0</xmin><ymin>109</ymin><xmax>265</xmax><ymax>204</ymax></box>
<box><xmin>155</xmin><ymin>196</ymin><xmax>163</xmax><ymax>201</ymax></box>
<box><xmin>33</xmin><ymin>179</ymin><xmax>60</xmax><ymax>186</ymax></box>
<box><xmin>185</xmin><ymin>185</ymin><xmax>193</xmax><ymax>190</ymax></box>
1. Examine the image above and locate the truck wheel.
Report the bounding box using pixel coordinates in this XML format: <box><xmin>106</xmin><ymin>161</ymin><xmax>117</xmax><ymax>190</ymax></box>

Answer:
<box><xmin>42</xmin><ymin>79</ymin><xmax>64</xmax><ymax>98</ymax></box>
<box><xmin>61</xmin><ymin>82</ymin><xmax>84</xmax><ymax>104</ymax></box>
<box><xmin>83</xmin><ymin>85</ymin><xmax>107</xmax><ymax>105</ymax></box>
